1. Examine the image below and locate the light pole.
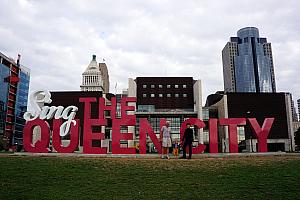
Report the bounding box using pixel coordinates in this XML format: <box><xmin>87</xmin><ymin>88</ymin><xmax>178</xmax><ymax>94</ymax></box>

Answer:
<box><xmin>246</xmin><ymin>111</ymin><xmax>253</xmax><ymax>152</ymax></box>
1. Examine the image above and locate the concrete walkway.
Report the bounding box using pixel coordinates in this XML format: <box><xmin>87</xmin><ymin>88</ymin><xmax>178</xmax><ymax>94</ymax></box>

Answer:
<box><xmin>10</xmin><ymin>152</ymin><xmax>300</xmax><ymax>158</ymax></box>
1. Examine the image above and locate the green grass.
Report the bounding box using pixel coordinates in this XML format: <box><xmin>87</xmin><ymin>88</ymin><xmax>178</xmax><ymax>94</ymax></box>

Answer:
<box><xmin>0</xmin><ymin>150</ymin><xmax>12</xmax><ymax>154</ymax></box>
<box><xmin>0</xmin><ymin>156</ymin><xmax>300</xmax><ymax>199</ymax></box>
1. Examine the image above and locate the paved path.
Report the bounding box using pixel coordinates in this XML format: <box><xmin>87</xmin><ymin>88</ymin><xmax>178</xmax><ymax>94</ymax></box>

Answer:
<box><xmin>8</xmin><ymin>152</ymin><xmax>300</xmax><ymax>158</ymax></box>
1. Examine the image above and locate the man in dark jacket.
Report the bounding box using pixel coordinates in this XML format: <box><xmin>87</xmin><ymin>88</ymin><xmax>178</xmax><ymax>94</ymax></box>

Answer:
<box><xmin>181</xmin><ymin>123</ymin><xmax>194</xmax><ymax>159</ymax></box>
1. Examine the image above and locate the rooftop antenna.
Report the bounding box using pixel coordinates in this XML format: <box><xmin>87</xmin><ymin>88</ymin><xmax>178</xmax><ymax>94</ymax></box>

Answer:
<box><xmin>17</xmin><ymin>54</ymin><xmax>21</xmax><ymax>66</ymax></box>
<box><xmin>114</xmin><ymin>82</ymin><xmax>117</xmax><ymax>95</ymax></box>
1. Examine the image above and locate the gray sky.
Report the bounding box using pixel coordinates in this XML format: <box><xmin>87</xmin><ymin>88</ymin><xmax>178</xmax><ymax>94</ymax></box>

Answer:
<box><xmin>0</xmin><ymin>0</ymin><xmax>299</xmax><ymax>106</ymax></box>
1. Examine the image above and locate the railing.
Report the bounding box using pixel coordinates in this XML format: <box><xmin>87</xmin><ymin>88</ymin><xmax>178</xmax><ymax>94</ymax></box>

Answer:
<box><xmin>136</xmin><ymin>108</ymin><xmax>195</xmax><ymax>113</ymax></box>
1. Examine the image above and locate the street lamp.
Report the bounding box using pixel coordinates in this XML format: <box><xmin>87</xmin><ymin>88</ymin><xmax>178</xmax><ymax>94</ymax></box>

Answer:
<box><xmin>246</xmin><ymin>111</ymin><xmax>253</xmax><ymax>152</ymax></box>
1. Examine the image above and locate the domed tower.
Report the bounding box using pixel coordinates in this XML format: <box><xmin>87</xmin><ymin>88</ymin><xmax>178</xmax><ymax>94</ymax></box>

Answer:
<box><xmin>80</xmin><ymin>55</ymin><xmax>104</xmax><ymax>92</ymax></box>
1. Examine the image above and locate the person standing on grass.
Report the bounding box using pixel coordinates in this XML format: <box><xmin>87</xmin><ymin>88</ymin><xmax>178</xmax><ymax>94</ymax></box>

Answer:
<box><xmin>160</xmin><ymin>121</ymin><xmax>172</xmax><ymax>159</ymax></box>
<box><xmin>180</xmin><ymin>123</ymin><xmax>194</xmax><ymax>159</ymax></box>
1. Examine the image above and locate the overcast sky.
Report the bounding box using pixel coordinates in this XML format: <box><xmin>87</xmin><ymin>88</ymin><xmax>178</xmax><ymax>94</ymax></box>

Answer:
<box><xmin>0</xmin><ymin>0</ymin><xmax>299</xmax><ymax>106</ymax></box>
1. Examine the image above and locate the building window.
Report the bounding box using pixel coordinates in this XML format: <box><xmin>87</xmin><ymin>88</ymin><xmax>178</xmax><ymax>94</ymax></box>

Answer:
<box><xmin>237</xmin><ymin>127</ymin><xmax>245</xmax><ymax>143</ymax></box>
<box><xmin>167</xmin><ymin>85</ymin><xmax>171</xmax><ymax>88</ymax></box>
<box><xmin>143</xmin><ymin>94</ymin><xmax>147</xmax><ymax>98</ymax></box>
<box><xmin>175</xmin><ymin>85</ymin><xmax>179</xmax><ymax>88</ymax></box>
<box><xmin>159</xmin><ymin>85</ymin><xmax>163</xmax><ymax>88</ymax></box>
<box><xmin>183</xmin><ymin>85</ymin><xmax>187</xmax><ymax>88</ymax></box>
<box><xmin>159</xmin><ymin>94</ymin><xmax>163</xmax><ymax>98</ymax></box>
<box><xmin>202</xmin><ymin>108</ymin><xmax>209</xmax><ymax>120</ymax></box>
<box><xmin>175</xmin><ymin>94</ymin><xmax>179</xmax><ymax>98</ymax></box>
<box><xmin>150</xmin><ymin>94</ymin><xmax>155</xmax><ymax>98</ymax></box>
<box><xmin>183</xmin><ymin>94</ymin><xmax>187</xmax><ymax>97</ymax></box>
<box><xmin>137</xmin><ymin>105</ymin><xmax>155</xmax><ymax>112</ymax></box>
<box><xmin>167</xmin><ymin>94</ymin><xmax>171</xmax><ymax>98</ymax></box>
<box><xmin>151</xmin><ymin>85</ymin><xmax>155</xmax><ymax>88</ymax></box>
<box><xmin>143</xmin><ymin>85</ymin><xmax>147</xmax><ymax>88</ymax></box>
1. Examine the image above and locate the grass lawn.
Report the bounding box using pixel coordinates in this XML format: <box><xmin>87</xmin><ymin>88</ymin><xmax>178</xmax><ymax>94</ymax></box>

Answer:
<box><xmin>0</xmin><ymin>155</ymin><xmax>300</xmax><ymax>199</ymax></box>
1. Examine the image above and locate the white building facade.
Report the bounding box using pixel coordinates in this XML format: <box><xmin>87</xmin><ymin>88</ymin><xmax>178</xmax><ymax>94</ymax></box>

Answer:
<box><xmin>80</xmin><ymin>55</ymin><xmax>104</xmax><ymax>92</ymax></box>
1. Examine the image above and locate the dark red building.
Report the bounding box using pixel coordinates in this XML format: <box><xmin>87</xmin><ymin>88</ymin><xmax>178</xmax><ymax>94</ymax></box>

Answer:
<box><xmin>136</xmin><ymin>77</ymin><xmax>195</xmax><ymax>110</ymax></box>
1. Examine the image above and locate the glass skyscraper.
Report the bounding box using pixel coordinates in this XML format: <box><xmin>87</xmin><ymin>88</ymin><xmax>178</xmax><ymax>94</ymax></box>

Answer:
<box><xmin>0</xmin><ymin>52</ymin><xmax>30</xmax><ymax>149</ymax></box>
<box><xmin>222</xmin><ymin>27</ymin><xmax>276</xmax><ymax>93</ymax></box>
<box><xmin>13</xmin><ymin>66</ymin><xmax>30</xmax><ymax>145</ymax></box>
<box><xmin>0</xmin><ymin>62</ymin><xmax>10</xmax><ymax>136</ymax></box>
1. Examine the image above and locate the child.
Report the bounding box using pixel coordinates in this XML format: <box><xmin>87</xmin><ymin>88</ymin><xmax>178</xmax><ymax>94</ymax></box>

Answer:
<box><xmin>172</xmin><ymin>139</ymin><xmax>179</xmax><ymax>158</ymax></box>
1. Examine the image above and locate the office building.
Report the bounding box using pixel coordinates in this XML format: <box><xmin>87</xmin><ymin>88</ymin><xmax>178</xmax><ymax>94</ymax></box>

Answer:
<box><xmin>205</xmin><ymin>92</ymin><xmax>294</xmax><ymax>152</ymax></box>
<box><xmin>128</xmin><ymin>77</ymin><xmax>204</xmax><ymax>152</ymax></box>
<box><xmin>222</xmin><ymin>27</ymin><xmax>276</xmax><ymax>93</ymax></box>
<box><xmin>99</xmin><ymin>62</ymin><xmax>109</xmax><ymax>93</ymax></box>
<box><xmin>13</xmin><ymin>66</ymin><xmax>30</xmax><ymax>146</ymax></box>
<box><xmin>0</xmin><ymin>52</ymin><xmax>30</xmax><ymax>149</ymax></box>
<box><xmin>291</xmin><ymin>99</ymin><xmax>298</xmax><ymax>122</ymax></box>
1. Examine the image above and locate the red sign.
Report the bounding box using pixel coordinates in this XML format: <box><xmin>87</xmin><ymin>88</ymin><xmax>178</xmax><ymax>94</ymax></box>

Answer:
<box><xmin>23</xmin><ymin>96</ymin><xmax>274</xmax><ymax>154</ymax></box>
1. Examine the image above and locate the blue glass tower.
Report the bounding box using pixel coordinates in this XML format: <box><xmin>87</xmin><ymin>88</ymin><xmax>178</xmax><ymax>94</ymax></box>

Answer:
<box><xmin>0</xmin><ymin>62</ymin><xmax>10</xmax><ymax>136</ymax></box>
<box><xmin>222</xmin><ymin>27</ymin><xmax>276</xmax><ymax>93</ymax></box>
<box><xmin>0</xmin><ymin>52</ymin><xmax>30</xmax><ymax>149</ymax></box>
<box><xmin>13</xmin><ymin>66</ymin><xmax>30</xmax><ymax>145</ymax></box>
